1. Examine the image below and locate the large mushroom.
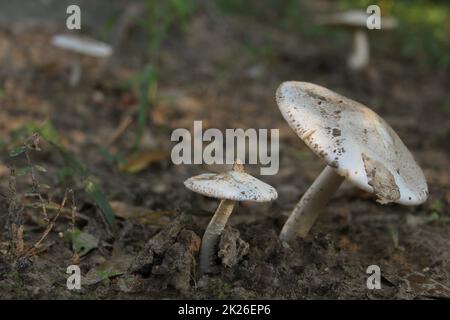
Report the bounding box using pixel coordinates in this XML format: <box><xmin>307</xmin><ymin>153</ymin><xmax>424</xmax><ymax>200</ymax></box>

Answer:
<box><xmin>317</xmin><ymin>10</ymin><xmax>397</xmax><ymax>71</ymax></box>
<box><xmin>276</xmin><ymin>81</ymin><xmax>428</xmax><ymax>243</ymax></box>
<box><xmin>184</xmin><ymin>162</ymin><xmax>277</xmax><ymax>274</ymax></box>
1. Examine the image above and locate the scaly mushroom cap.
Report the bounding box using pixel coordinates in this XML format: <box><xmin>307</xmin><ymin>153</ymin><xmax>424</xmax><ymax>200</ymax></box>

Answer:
<box><xmin>184</xmin><ymin>171</ymin><xmax>278</xmax><ymax>202</ymax></box>
<box><xmin>51</xmin><ymin>34</ymin><xmax>113</xmax><ymax>58</ymax></box>
<box><xmin>318</xmin><ymin>10</ymin><xmax>397</xmax><ymax>30</ymax></box>
<box><xmin>276</xmin><ymin>81</ymin><xmax>428</xmax><ymax>205</ymax></box>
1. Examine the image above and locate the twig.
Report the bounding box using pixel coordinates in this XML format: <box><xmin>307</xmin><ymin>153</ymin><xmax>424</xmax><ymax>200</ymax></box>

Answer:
<box><xmin>16</xmin><ymin>225</ymin><xmax>24</xmax><ymax>254</ymax></box>
<box><xmin>106</xmin><ymin>113</ymin><xmax>134</xmax><ymax>148</ymax></box>
<box><xmin>25</xmin><ymin>190</ymin><xmax>68</xmax><ymax>258</ymax></box>
<box><xmin>24</xmin><ymin>134</ymin><xmax>48</xmax><ymax>222</ymax></box>
<box><xmin>6</xmin><ymin>166</ymin><xmax>24</xmax><ymax>258</ymax></box>
<box><xmin>7</xmin><ymin>166</ymin><xmax>17</xmax><ymax>230</ymax></box>
<box><xmin>23</xmin><ymin>202</ymin><xmax>89</xmax><ymax>222</ymax></box>
<box><xmin>69</xmin><ymin>189</ymin><xmax>76</xmax><ymax>232</ymax></box>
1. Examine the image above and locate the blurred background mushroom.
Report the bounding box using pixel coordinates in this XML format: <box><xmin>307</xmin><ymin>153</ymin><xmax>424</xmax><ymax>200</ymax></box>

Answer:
<box><xmin>317</xmin><ymin>10</ymin><xmax>397</xmax><ymax>71</ymax></box>
<box><xmin>51</xmin><ymin>34</ymin><xmax>112</xmax><ymax>86</ymax></box>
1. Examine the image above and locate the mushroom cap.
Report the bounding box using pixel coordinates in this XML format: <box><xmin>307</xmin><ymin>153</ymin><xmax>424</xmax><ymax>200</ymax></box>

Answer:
<box><xmin>318</xmin><ymin>10</ymin><xmax>397</xmax><ymax>30</ymax></box>
<box><xmin>51</xmin><ymin>34</ymin><xmax>113</xmax><ymax>58</ymax></box>
<box><xmin>276</xmin><ymin>81</ymin><xmax>428</xmax><ymax>205</ymax></box>
<box><xmin>184</xmin><ymin>171</ymin><xmax>278</xmax><ymax>202</ymax></box>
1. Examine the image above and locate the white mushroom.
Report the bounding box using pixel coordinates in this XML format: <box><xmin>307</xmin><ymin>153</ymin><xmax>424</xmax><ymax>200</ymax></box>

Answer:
<box><xmin>51</xmin><ymin>34</ymin><xmax>113</xmax><ymax>86</ymax></box>
<box><xmin>276</xmin><ymin>81</ymin><xmax>428</xmax><ymax>242</ymax></box>
<box><xmin>317</xmin><ymin>10</ymin><xmax>397</xmax><ymax>71</ymax></box>
<box><xmin>184</xmin><ymin>162</ymin><xmax>277</xmax><ymax>274</ymax></box>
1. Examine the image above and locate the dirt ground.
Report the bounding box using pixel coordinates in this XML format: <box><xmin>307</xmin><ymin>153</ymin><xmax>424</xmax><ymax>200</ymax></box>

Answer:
<box><xmin>0</xmin><ymin>2</ymin><xmax>449</xmax><ymax>299</ymax></box>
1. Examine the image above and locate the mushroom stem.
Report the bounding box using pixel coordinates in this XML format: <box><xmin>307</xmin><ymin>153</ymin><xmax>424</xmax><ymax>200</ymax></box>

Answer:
<box><xmin>348</xmin><ymin>30</ymin><xmax>370</xmax><ymax>71</ymax></box>
<box><xmin>69</xmin><ymin>60</ymin><xmax>82</xmax><ymax>87</ymax></box>
<box><xmin>199</xmin><ymin>199</ymin><xmax>235</xmax><ymax>274</ymax></box>
<box><xmin>280</xmin><ymin>165</ymin><xmax>344</xmax><ymax>243</ymax></box>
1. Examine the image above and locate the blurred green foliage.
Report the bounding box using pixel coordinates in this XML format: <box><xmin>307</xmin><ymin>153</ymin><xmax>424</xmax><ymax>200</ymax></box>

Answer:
<box><xmin>143</xmin><ymin>0</ymin><xmax>196</xmax><ymax>58</ymax></box>
<box><xmin>113</xmin><ymin>0</ymin><xmax>448</xmax><ymax>70</ymax></box>
<box><xmin>134</xmin><ymin>64</ymin><xmax>158</xmax><ymax>150</ymax></box>
<box><xmin>10</xmin><ymin>121</ymin><xmax>60</xmax><ymax>145</ymax></box>
<box><xmin>214</xmin><ymin>0</ymin><xmax>449</xmax><ymax>70</ymax></box>
<box><xmin>216</xmin><ymin>0</ymin><xmax>311</xmax><ymax>32</ymax></box>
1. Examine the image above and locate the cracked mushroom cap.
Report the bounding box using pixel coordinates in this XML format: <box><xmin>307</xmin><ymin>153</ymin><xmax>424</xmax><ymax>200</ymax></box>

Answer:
<box><xmin>184</xmin><ymin>170</ymin><xmax>278</xmax><ymax>202</ymax></box>
<box><xmin>276</xmin><ymin>81</ymin><xmax>428</xmax><ymax>205</ymax></box>
<box><xmin>318</xmin><ymin>10</ymin><xmax>397</xmax><ymax>30</ymax></box>
<box><xmin>51</xmin><ymin>34</ymin><xmax>113</xmax><ymax>58</ymax></box>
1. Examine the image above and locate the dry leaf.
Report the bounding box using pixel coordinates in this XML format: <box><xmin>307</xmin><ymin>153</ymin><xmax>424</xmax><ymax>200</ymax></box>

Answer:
<box><xmin>118</xmin><ymin>150</ymin><xmax>167</xmax><ymax>173</ymax></box>
<box><xmin>110</xmin><ymin>201</ymin><xmax>175</xmax><ymax>226</ymax></box>
<box><xmin>68</xmin><ymin>228</ymin><xmax>99</xmax><ymax>257</ymax></box>
<box><xmin>83</xmin><ymin>248</ymin><xmax>133</xmax><ymax>285</ymax></box>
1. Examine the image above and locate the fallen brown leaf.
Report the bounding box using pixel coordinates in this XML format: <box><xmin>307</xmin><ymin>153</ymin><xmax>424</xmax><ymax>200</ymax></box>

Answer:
<box><xmin>83</xmin><ymin>248</ymin><xmax>133</xmax><ymax>285</ymax></box>
<box><xmin>110</xmin><ymin>201</ymin><xmax>176</xmax><ymax>226</ymax></box>
<box><xmin>118</xmin><ymin>150</ymin><xmax>167</xmax><ymax>173</ymax></box>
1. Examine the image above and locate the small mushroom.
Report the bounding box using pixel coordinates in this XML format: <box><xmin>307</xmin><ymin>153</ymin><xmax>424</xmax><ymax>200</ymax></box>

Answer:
<box><xmin>51</xmin><ymin>34</ymin><xmax>113</xmax><ymax>86</ymax></box>
<box><xmin>317</xmin><ymin>10</ymin><xmax>397</xmax><ymax>71</ymax></box>
<box><xmin>276</xmin><ymin>81</ymin><xmax>428</xmax><ymax>243</ymax></box>
<box><xmin>184</xmin><ymin>162</ymin><xmax>277</xmax><ymax>274</ymax></box>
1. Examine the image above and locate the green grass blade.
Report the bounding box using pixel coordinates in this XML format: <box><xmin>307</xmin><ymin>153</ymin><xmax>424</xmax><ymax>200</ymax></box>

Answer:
<box><xmin>85</xmin><ymin>180</ymin><xmax>117</xmax><ymax>232</ymax></box>
<box><xmin>134</xmin><ymin>64</ymin><xmax>157</xmax><ymax>150</ymax></box>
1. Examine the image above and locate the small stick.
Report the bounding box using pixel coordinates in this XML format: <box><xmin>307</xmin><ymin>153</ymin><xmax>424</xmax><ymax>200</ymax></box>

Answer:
<box><xmin>106</xmin><ymin>113</ymin><xmax>134</xmax><ymax>148</ymax></box>
<box><xmin>7</xmin><ymin>165</ymin><xmax>23</xmax><ymax>257</ymax></box>
<box><xmin>69</xmin><ymin>189</ymin><xmax>76</xmax><ymax>232</ymax></box>
<box><xmin>24</xmin><ymin>134</ymin><xmax>48</xmax><ymax>222</ymax></box>
<box><xmin>25</xmin><ymin>190</ymin><xmax>68</xmax><ymax>257</ymax></box>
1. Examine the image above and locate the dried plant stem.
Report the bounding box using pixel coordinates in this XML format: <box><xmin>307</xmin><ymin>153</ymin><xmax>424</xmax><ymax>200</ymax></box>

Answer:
<box><xmin>16</xmin><ymin>225</ymin><xmax>24</xmax><ymax>255</ymax></box>
<box><xmin>106</xmin><ymin>113</ymin><xmax>134</xmax><ymax>148</ymax></box>
<box><xmin>25</xmin><ymin>190</ymin><xmax>68</xmax><ymax>258</ymax></box>
<box><xmin>7</xmin><ymin>166</ymin><xmax>23</xmax><ymax>258</ymax></box>
<box><xmin>25</xmin><ymin>143</ymin><xmax>48</xmax><ymax>222</ymax></box>
<box><xmin>68</xmin><ymin>189</ymin><xmax>76</xmax><ymax>232</ymax></box>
